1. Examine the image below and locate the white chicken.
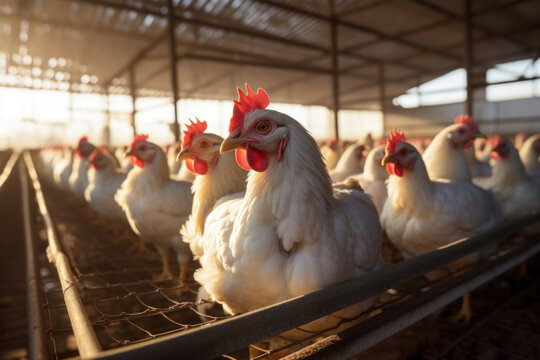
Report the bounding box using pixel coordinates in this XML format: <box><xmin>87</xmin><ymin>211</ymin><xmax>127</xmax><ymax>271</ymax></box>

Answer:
<box><xmin>192</xmin><ymin>85</ymin><xmax>383</xmax><ymax>338</ymax></box>
<box><xmin>114</xmin><ymin>134</ymin><xmax>193</xmax><ymax>281</ymax></box>
<box><xmin>69</xmin><ymin>136</ymin><xmax>97</xmax><ymax>201</ymax></box>
<box><xmin>84</xmin><ymin>147</ymin><xmax>127</xmax><ymax>225</ymax></box>
<box><xmin>329</xmin><ymin>143</ymin><xmax>365</xmax><ymax>182</ymax></box>
<box><xmin>474</xmin><ymin>136</ymin><xmax>540</xmax><ymax>220</ymax></box>
<box><xmin>177</xmin><ymin>119</ymin><xmax>247</xmax><ymax>259</ymax></box>
<box><xmin>519</xmin><ymin>134</ymin><xmax>540</xmax><ymax>179</ymax></box>
<box><xmin>350</xmin><ymin>144</ymin><xmax>388</xmax><ymax>214</ymax></box>
<box><xmin>465</xmin><ymin>146</ymin><xmax>491</xmax><ymax>178</ymax></box>
<box><xmin>381</xmin><ymin>130</ymin><xmax>503</xmax><ymax>322</ymax></box>
<box><xmin>320</xmin><ymin>138</ymin><xmax>343</xmax><ymax>170</ymax></box>
<box><xmin>423</xmin><ymin>114</ymin><xmax>485</xmax><ymax>182</ymax></box>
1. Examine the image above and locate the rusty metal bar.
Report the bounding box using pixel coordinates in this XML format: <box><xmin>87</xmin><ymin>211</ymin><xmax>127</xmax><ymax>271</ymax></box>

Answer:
<box><xmin>464</xmin><ymin>0</ymin><xmax>473</xmax><ymax>116</ymax></box>
<box><xmin>20</xmin><ymin>159</ymin><xmax>49</xmax><ymax>360</ymax></box>
<box><xmin>330</xmin><ymin>1</ymin><xmax>339</xmax><ymax>140</ymax></box>
<box><xmin>285</xmin><ymin>232</ymin><xmax>540</xmax><ymax>359</ymax></box>
<box><xmin>0</xmin><ymin>151</ymin><xmax>21</xmax><ymax>189</ymax></box>
<box><xmin>167</xmin><ymin>0</ymin><xmax>180</xmax><ymax>143</ymax></box>
<box><xmin>91</xmin><ymin>212</ymin><xmax>540</xmax><ymax>360</ymax></box>
<box><xmin>129</xmin><ymin>67</ymin><xmax>138</xmax><ymax>136</ymax></box>
<box><xmin>23</xmin><ymin>152</ymin><xmax>102</xmax><ymax>359</ymax></box>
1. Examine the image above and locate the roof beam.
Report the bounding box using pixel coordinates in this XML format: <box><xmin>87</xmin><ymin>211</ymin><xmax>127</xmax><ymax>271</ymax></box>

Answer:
<box><xmin>410</xmin><ymin>0</ymin><xmax>535</xmax><ymax>52</ymax></box>
<box><xmin>253</xmin><ymin>0</ymin><xmax>461</xmax><ymax>62</ymax></box>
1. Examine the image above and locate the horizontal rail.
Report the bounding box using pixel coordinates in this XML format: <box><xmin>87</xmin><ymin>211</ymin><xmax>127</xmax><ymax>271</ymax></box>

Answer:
<box><xmin>0</xmin><ymin>151</ymin><xmax>21</xmax><ymax>189</ymax></box>
<box><xmin>23</xmin><ymin>151</ymin><xmax>102</xmax><ymax>359</ymax></box>
<box><xmin>20</xmin><ymin>160</ymin><xmax>49</xmax><ymax>360</ymax></box>
<box><xmin>286</xmin><ymin>234</ymin><xmax>540</xmax><ymax>359</ymax></box>
<box><xmin>93</xmin><ymin>211</ymin><xmax>540</xmax><ymax>360</ymax></box>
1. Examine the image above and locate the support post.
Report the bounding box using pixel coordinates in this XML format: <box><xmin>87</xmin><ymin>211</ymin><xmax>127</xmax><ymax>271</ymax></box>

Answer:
<box><xmin>167</xmin><ymin>0</ymin><xmax>181</xmax><ymax>143</ymax></box>
<box><xmin>330</xmin><ymin>1</ymin><xmax>339</xmax><ymax>140</ymax></box>
<box><xmin>464</xmin><ymin>0</ymin><xmax>473</xmax><ymax>116</ymax></box>
<box><xmin>378</xmin><ymin>63</ymin><xmax>386</xmax><ymax>134</ymax></box>
<box><xmin>129</xmin><ymin>68</ymin><xmax>137</xmax><ymax>136</ymax></box>
<box><xmin>102</xmin><ymin>86</ymin><xmax>111</xmax><ymax>145</ymax></box>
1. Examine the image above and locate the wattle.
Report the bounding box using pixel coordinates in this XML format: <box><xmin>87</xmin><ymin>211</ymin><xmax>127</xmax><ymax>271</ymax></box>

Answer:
<box><xmin>130</xmin><ymin>156</ymin><xmax>145</xmax><ymax>168</ymax></box>
<box><xmin>386</xmin><ymin>163</ymin><xmax>404</xmax><ymax>177</ymax></box>
<box><xmin>186</xmin><ymin>158</ymin><xmax>208</xmax><ymax>175</ymax></box>
<box><xmin>235</xmin><ymin>144</ymin><xmax>269</xmax><ymax>172</ymax></box>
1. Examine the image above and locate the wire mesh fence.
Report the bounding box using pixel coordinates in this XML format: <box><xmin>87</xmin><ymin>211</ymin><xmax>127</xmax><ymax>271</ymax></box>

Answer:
<box><xmin>29</xmin><ymin>151</ymin><xmax>540</xmax><ymax>360</ymax></box>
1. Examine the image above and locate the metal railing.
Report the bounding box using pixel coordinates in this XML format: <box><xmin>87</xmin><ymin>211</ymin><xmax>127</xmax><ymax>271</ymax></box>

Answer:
<box><xmin>24</xmin><ymin>152</ymin><xmax>102</xmax><ymax>358</ymax></box>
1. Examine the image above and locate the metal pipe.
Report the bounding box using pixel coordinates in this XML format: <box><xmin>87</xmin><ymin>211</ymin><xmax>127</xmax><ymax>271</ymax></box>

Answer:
<box><xmin>464</xmin><ymin>0</ymin><xmax>473</xmax><ymax>116</ymax></box>
<box><xmin>129</xmin><ymin>67</ymin><xmax>138</xmax><ymax>136</ymax></box>
<box><xmin>167</xmin><ymin>0</ymin><xmax>180</xmax><ymax>143</ymax></box>
<box><xmin>20</xmin><ymin>160</ymin><xmax>49</xmax><ymax>360</ymax></box>
<box><xmin>330</xmin><ymin>2</ymin><xmax>339</xmax><ymax>140</ymax></box>
<box><xmin>0</xmin><ymin>151</ymin><xmax>21</xmax><ymax>189</ymax></box>
<box><xmin>92</xmin><ymin>213</ymin><xmax>540</xmax><ymax>360</ymax></box>
<box><xmin>285</xmin><ymin>237</ymin><xmax>540</xmax><ymax>359</ymax></box>
<box><xmin>23</xmin><ymin>152</ymin><xmax>102</xmax><ymax>359</ymax></box>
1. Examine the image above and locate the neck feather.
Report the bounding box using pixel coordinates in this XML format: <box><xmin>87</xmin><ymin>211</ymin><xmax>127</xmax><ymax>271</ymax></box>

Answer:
<box><xmin>191</xmin><ymin>151</ymin><xmax>247</xmax><ymax>234</ymax></box>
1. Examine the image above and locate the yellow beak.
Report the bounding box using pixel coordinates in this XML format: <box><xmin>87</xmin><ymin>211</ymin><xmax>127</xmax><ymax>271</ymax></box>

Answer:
<box><xmin>220</xmin><ymin>136</ymin><xmax>248</xmax><ymax>154</ymax></box>
<box><xmin>176</xmin><ymin>150</ymin><xmax>193</xmax><ymax>162</ymax></box>
<box><xmin>381</xmin><ymin>154</ymin><xmax>397</xmax><ymax>166</ymax></box>
<box><xmin>473</xmin><ymin>132</ymin><xmax>487</xmax><ymax>139</ymax></box>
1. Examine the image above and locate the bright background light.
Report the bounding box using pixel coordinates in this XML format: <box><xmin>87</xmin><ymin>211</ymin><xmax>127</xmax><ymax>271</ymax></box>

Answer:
<box><xmin>0</xmin><ymin>87</ymin><xmax>383</xmax><ymax>149</ymax></box>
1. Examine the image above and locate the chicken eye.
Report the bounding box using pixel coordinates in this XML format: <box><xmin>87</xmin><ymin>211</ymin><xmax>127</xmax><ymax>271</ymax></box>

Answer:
<box><xmin>399</xmin><ymin>148</ymin><xmax>408</xmax><ymax>156</ymax></box>
<box><xmin>139</xmin><ymin>145</ymin><xmax>147</xmax><ymax>151</ymax></box>
<box><xmin>458</xmin><ymin>128</ymin><xmax>466</xmax><ymax>135</ymax></box>
<box><xmin>256</xmin><ymin>121</ymin><xmax>271</xmax><ymax>134</ymax></box>
<box><xmin>199</xmin><ymin>141</ymin><xmax>208</xmax><ymax>149</ymax></box>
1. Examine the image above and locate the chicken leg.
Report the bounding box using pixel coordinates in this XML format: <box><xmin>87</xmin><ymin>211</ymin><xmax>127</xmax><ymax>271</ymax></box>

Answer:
<box><xmin>451</xmin><ymin>292</ymin><xmax>471</xmax><ymax>323</ymax></box>
<box><xmin>155</xmin><ymin>251</ymin><xmax>173</xmax><ymax>281</ymax></box>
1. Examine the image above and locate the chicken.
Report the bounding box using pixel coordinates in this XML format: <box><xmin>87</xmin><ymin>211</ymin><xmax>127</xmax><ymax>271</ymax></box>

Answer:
<box><xmin>53</xmin><ymin>148</ymin><xmax>74</xmax><ymax>191</ymax></box>
<box><xmin>519</xmin><ymin>134</ymin><xmax>540</xmax><ymax>179</ymax></box>
<box><xmin>85</xmin><ymin>147</ymin><xmax>127</xmax><ymax>225</ymax></box>
<box><xmin>177</xmin><ymin>119</ymin><xmax>247</xmax><ymax>259</ymax></box>
<box><xmin>114</xmin><ymin>134</ymin><xmax>193</xmax><ymax>281</ymax></box>
<box><xmin>422</xmin><ymin>114</ymin><xmax>485</xmax><ymax>182</ymax></box>
<box><xmin>192</xmin><ymin>85</ymin><xmax>383</xmax><ymax>339</ymax></box>
<box><xmin>350</xmin><ymin>144</ymin><xmax>388</xmax><ymax>214</ymax></box>
<box><xmin>69</xmin><ymin>136</ymin><xmax>97</xmax><ymax>201</ymax></box>
<box><xmin>320</xmin><ymin>138</ymin><xmax>343</xmax><ymax>169</ymax></box>
<box><xmin>329</xmin><ymin>143</ymin><xmax>365</xmax><ymax>182</ymax></box>
<box><xmin>465</xmin><ymin>146</ymin><xmax>491</xmax><ymax>178</ymax></box>
<box><xmin>474</xmin><ymin>136</ymin><xmax>540</xmax><ymax>220</ymax></box>
<box><xmin>381</xmin><ymin>130</ymin><xmax>503</xmax><ymax>322</ymax></box>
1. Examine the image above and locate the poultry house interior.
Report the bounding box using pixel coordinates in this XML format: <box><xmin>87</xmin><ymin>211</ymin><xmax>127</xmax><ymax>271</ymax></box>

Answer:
<box><xmin>1</xmin><ymin>0</ymin><xmax>540</xmax><ymax>359</ymax></box>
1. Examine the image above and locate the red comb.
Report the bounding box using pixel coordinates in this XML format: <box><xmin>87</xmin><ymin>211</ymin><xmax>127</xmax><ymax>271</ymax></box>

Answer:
<box><xmin>386</xmin><ymin>130</ymin><xmax>406</xmax><ymax>154</ymax></box>
<box><xmin>455</xmin><ymin>114</ymin><xmax>479</xmax><ymax>133</ymax></box>
<box><xmin>130</xmin><ymin>134</ymin><xmax>149</xmax><ymax>150</ymax></box>
<box><xmin>229</xmin><ymin>84</ymin><xmax>270</xmax><ymax>133</ymax></box>
<box><xmin>182</xmin><ymin>118</ymin><xmax>207</xmax><ymax>150</ymax></box>
<box><xmin>77</xmin><ymin>136</ymin><xmax>88</xmax><ymax>149</ymax></box>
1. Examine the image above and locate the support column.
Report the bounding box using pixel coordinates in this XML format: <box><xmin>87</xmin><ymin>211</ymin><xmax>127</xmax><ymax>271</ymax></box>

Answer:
<box><xmin>167</xmin><ymin>0</ymin><xmax>181</xmax><ymax>143</ymax></box>
<box><xmin>464</xmin><ymin>0</ymin><xmax>473</xmax><ymax>116</ymax></box>
<box><xmin>330</xmin><ymin>3</ymin><xmax>340</xmax><ymax>140</ymax></box>
<box><xmin>378</xmin><ymin>63</ymin><xmax>386</xmax><ymax>134</ymax></box>
<box><xmin>129</xmin><ymin>67</ymin><xmax>137</xmax><ymax>136</ymax></box>
<box><xmin>102</xmin><ymin>86</ymin><xmax>111</xmax><ymax>145</ymax></box>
